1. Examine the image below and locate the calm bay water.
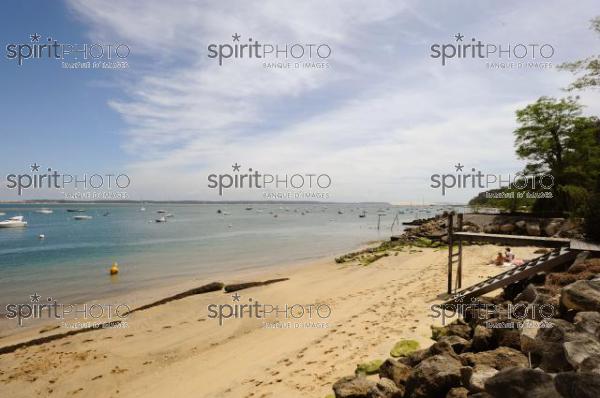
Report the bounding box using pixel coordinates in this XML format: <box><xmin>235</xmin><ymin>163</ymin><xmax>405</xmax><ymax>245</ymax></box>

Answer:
<box><xmin>0</xmin><ymin>203</ymin><xmax>441</xmax><ymax>308</ymax></box>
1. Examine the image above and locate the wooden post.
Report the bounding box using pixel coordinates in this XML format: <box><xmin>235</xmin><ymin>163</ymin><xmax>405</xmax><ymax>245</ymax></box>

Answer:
<box><xmin>457</xmin><ymin>213</ymin><xmax>463</xmax><ymax>290</ymax></box>
<box><xmin>447</xmin><ymin>212</ymin><xmax>454</xmax><ymax>295</ymax></box>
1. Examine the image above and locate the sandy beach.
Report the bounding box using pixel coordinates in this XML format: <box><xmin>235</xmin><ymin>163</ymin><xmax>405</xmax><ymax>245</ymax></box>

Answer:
<box><xmin>0</xmin><ymin>244</ymin><xmax>540</xmax><ymax>398</ymax></box>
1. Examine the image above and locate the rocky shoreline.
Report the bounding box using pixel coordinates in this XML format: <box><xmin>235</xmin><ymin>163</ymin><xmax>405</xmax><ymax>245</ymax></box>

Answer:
<box><xmin>327</xmin><ymin>212</ymin><xmax>598</xmax><ymax>398</ymax></box>
<box><xmin>335</xmin><ymin>213</ymin><xmax>584</xmax><ymax>266</ymax></box>
<box><xmin>327</xmin><ymin>247</ymin><xmax>600</xmax><ymax>397</ymax></box>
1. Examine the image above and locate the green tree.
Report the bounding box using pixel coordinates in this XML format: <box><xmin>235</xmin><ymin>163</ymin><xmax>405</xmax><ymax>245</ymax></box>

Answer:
<box><xmin>560</xmin><ymin>16</ymin><xmax>600</xmax><ymax>241</ymax></box>
<box><xmin>514</xmin><ymin>97</ymin><xmax>600</xmax><ymax>214</ymax></box>
<box><xmin>558</xmin><ymin>17</ymin><xmax>600</xmax><ymax>90</ymax></box>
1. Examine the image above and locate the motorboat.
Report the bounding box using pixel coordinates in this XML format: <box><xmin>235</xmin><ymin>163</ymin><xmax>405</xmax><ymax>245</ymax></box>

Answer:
<box><xmin>73</xmin><ymin>215</ymin><xmax>93</xmax><ymax>220</ymax></box>
<box><xmin>156</xmin><ymin>210</ymin><xmax>167</xmax><ymax>214</ymax></box>
<box><xmin>155</xmin><ymin>216</ymin><xmax>167</xmax><ymax>223</ymax></box>
<box><xmin>140</xmin><ymin>207</ymin><xmax>146</xmax><ymax>211</ymax></box>
<box><xmin>36</xmin><ymin>208</ymin><xmax>53</xmax><ymax>214</ymax></box>
<box><xmin>66</xmin><ymin>209</ymin><xmax>85</xmax><ymax>213</ymax></box>
<box><xmin>0</xmin><ymin>216</ymin><xmax>28</xmax><ymax>228</ymax></box>
<box><xmin>245</xmin><ymin>207</ymin><xmax>253</xmax><ymax>210</ymax></box>
<box><xmin>165</xmin><ymin>213</ymin><xmax>174</xmax><ymax>218</ymax></box>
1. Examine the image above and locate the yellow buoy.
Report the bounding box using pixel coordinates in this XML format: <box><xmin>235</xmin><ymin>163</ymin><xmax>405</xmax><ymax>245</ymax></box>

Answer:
<box><xmin>109</xmin><ymin>262</ymin><xmax>119</xmax><ymax>275</ymax></box>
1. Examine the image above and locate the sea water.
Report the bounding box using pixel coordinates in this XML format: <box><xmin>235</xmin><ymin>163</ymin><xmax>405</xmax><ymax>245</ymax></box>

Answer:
<box><xmin>0</xmin><ymin>203</ymin><xmax>440</xmax><ymax>310</ymax></box>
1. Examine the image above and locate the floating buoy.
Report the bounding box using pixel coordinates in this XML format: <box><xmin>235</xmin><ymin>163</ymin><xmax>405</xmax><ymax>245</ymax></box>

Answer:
<box><xmin>38</xmin><ymin>234</ymin><xmax>45</xmax><ymax>239</ymax></box>
<box><xmin>109</xmin><ymin>262</ymin><xmax>119</xmax><ymax>275</ymax></box>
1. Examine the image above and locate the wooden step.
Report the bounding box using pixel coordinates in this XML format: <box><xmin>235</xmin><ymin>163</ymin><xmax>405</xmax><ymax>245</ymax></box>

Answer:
<box><xmin>444</xmin><ymin>248</ymin><xmax>576</xmax><ymax>304</ymax></box>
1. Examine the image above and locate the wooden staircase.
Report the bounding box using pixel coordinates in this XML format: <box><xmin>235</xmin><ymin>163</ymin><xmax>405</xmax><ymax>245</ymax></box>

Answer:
<box><xmin>444</xmin><ymin>247</ymin><xmax>577</xmax><ymax>305</ymax></box>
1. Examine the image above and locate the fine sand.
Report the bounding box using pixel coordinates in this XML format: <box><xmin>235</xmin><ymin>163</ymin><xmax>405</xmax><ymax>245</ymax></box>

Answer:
<box><xmin>0</xmin><ymin>244</ymin><xmax>540</xmax><ymax>398</ymax></box>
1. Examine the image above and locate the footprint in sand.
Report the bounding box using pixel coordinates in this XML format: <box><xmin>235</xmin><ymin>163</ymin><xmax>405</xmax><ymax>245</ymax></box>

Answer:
<box><xmin>91</xmin><ymin>375</ymin><xmax>102</xmax><ymax>381</ymax></box>
<box><xmin>124</xmin><ymin>334</ymin><xmax>134</xmax><ymax>338</ymax></box>
<box><xmin>111</xmin><ymin>366</ymin><xmax>128</xmax><ymax>374</ymax></box>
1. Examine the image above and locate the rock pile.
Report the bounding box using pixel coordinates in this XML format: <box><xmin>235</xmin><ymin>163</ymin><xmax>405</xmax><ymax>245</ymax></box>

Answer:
<box><xmin>328</xmin><ymin>254</ymin><xmax>600</xmax><ymax>398</ymax></box>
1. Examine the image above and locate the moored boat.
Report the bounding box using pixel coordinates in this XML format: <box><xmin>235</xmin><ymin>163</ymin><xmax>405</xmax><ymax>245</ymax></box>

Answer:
<box><xmin>0</xmin><ymin>216</ymin><xmax>28</xmax><ymax>228</ymax></box>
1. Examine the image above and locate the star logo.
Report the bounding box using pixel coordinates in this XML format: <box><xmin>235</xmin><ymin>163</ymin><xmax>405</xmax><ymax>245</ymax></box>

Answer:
<box><xmin>30</xmin><ymin>293</ymin><xmax>41</xmax><ymax>302</ymax></box>
<box><xmin>232</xmin><ymin>293</ymin><xmax>241</xmax><ymax>302</ymax></box>
<box><xmin>454</xmin><ymin>163</ymin><xmax>464</xmax><ymax>172</ymax></box>
<box><xmin>454</xmin><ymin>33</ymin><xmax>464</xmax><ymax>42</ymax></box>
<box><xmin>31</xmin><ymin>163</ymin><xmax>40</xmax><ymax>172</ymax></box>
<box><xmin>232</xmin><ymin>163</ymin><xmax>241</xmax><ymax>172</ymax></box>
<box><xmin>232</xmin><ymin>33</ymin><xmax>241</xmax><ymax>42</ymax></box>
<box><xmin>30</xmin><ymin>33</ymin><xmax>41</xmax><ymax>42</ymax></box>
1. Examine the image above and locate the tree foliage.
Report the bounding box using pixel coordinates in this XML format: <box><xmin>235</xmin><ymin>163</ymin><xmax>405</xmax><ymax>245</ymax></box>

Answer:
<box><xmin>558</xmin><ymin>17</ymin><xmax>600</xmax><ymax>91</ymax></box>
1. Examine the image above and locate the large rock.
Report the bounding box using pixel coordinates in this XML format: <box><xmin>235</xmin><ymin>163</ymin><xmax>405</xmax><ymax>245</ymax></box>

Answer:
<box><xmin>460</xmin><ymin>365</ymin><xmax>498</xmax><ymax>393</ymax></box>
<box><xmin>574</xmin><ymin>311</ymin><xmax>600</xmax><ymax>338</ymax></box>
<box><xmin>445</xmin><ymin>386</ymin><xmax>469</xmax><ymax>398</ymax></box>
<box><xmin>567</xmin><ymin>251</ymin><xmax>590</xmax><ymax>273</ymax></box>
<box><xmin>472</xmin><ymin>325</ymin><xmax>494</xmax><ymax>352</ymax></box>
<box><xmin>488</xmin><ymin>319</ymin><xmax>521</xmax><ymax>350</ymax></box>
<box><xmin>483</xmin><ymin>224</ymin><xmax>499</xmax><ymax>234</ymax></box>
<box><xmin>515</xmin><ymin>284</ymin><xmax>556</xmax><ymax>310</ymax></box>
<box><xmin>561</xmin><ymin>280</ymin><xmax>600</xmax><ymax>313</ymax></box>
<box><xmin>404</xmin><ymin>355</ymin><xmax>462</xmax><ymax>398</ymax></box>
<box><xmin>437</xmin><ymin>335</ymin><xmax>471</xmax><ymax>354</ymax></box>
<box><xmin>431</xmin><ymin>319</ymin><xmax>472</xmax><ymax>341</ymax></box>
<box><xmin>398</xmin><ymin>340</ymin><xmax>460</xmax><ymax>367</ymax></box>
<box><xmin>520</xmin><ymin>318</ymin><xmax>576</xmax><ymax>372</ymax></box>
<box><xmin>459</xmin><ymin>346</ymin><xmax>528</xmax><ymax>370</ymax></box>
<box><xmin>484</xmin><ymin>367</ymin><xmax>560</xmax><ymax>398</ymax></box>
<box><xmin>378</xmin><ymin>358</ymin><xmax>411</xmax><ymax>387</ymax></box>
<box><xmin>368</xmin><ymin>377</ymin><xmax>404</xmax><ymax>398</ymax></box>
<box><xmin>515</xmin><ymin>220</ymin><xmax>527</xmax><ymax>230</ymax></box>
<box><xmin>333</xmin><ymin>375</ymin><xmax>377</xmax><ymax>398</ymax></box>
<box><xmin>499</xmin><ymin>223</ymin><xmax>515</xmax><ymax>233</ymax></box>
<box><xmin>563</xmin><ymin>335</ymin><xmax>600</xmax><ymax>370</ymax></box>
<box><xmin>526</xmin><ymin>222</ymin><xmax>542</xmax><ymax>236</ymax></box>
<box><xmin>554</xmin><ymin>371</ymin><xmax>600</xmax><ymax>398</ymax></box>
<box><xmin>545</xmin><ymin>221</ymin><xmax>562</xmax><ymax>237</ymax></box>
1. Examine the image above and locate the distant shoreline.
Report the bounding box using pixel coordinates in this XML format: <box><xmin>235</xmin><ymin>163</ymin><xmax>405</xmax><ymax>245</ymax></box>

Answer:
<box><xmin>0</xmin><ymin>200</ymin><xmax>467</xmax><ymax>206</ymax></box>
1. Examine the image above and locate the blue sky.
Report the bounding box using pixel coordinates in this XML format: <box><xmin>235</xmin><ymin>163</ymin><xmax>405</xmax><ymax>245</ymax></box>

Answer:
<box><xmin>1</xmin><ymin>0</ymin><xmax>599</xmax><ymax>203</ymax></box>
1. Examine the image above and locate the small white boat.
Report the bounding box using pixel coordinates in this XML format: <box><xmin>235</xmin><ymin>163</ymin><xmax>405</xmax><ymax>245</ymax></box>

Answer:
<box><xmin>0</xmin><ymin>216</ymin><xmax>28</xmax><ymax>228</ymax></box>
<box><xmin>39</xmin><ymin>234</ymin><xmax>45</xmax><ymax>239</ymax></box>
<box><xmin>0</xmin><ymin>212</ymin><xmax>5</xmax><ymax>216</ymax></box>
<box><xmin>140</xmin><ymin>207</ymin><xmax>146</xmax><ymax>211</ymax></box>
<box><xmin>165</xmin><ymin>213</ymin><xmax>174</xmax><ymax>218</ymax></box>
<box><xmin>73</xmin><ymin>215</ymin><xmax>93</xmax><ymax>220</ymax></box>
<box><xmin>36</xmin><ymin>208</ymin><xmax>53</xmax><ymax>214</ymax></box>
<box><xmin>155</xmin><ymin>216</ymin><xmax>167</xmax><ymax>223</ymax></box>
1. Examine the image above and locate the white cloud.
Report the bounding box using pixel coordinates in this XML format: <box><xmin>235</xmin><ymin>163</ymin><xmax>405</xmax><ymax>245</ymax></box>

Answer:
<box><xmin>66</xmin><ymin>0</ymin><xmax>600</xmax><ymax>203</ymax></box>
